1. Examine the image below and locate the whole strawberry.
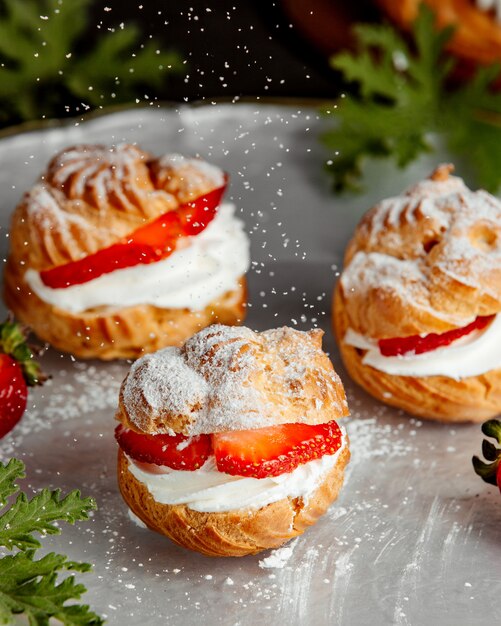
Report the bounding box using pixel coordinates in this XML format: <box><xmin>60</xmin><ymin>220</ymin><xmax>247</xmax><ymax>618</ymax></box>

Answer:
<box><xmin>472</xmin><ymin>420</ymin><xmax>501</xmax><ymax>493</ymax></box>
<box><xmin>0</xmin><ymin>318</ymin><xmax>46</xmax><ymax>438</ymax></box>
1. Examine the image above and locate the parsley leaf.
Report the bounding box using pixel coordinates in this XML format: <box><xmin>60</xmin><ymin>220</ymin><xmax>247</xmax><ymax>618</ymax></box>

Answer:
<box><xmin>0</xmin><ymin>552</ymin><xmax>101</xmax><ymax>626</ymax></box>
<box><xmin>67</xmin><ymin>26</ymin><xmax>181</xmax><ymax>107</ymax></box>
<box><xmin>0</xmin><ymin>460</ymin><xmax>24</xmax><ymax>508</ymax></box>
<box><xmin>0</xmin><ymin>459</ymin><xmax>102</xmax><ymax>625</ymax></box>
<box><xmin>0</xmin><ymin>0</ymin><xmax>183</xmax><ymax>126</ymax></box>
<box><xmin>322</xmin><ymin>5</ymin><xmax>501</xmax><ymax>193</ymax></box>
<box><xmin>0</xmin><ymin>488</ymin><xmax>95</xmax><ymax>551</ymax></box>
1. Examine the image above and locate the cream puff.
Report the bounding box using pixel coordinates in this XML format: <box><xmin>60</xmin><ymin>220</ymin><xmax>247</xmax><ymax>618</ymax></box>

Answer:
<box><xmin>4</xmin><ymin>144</ymin><xmax>249</xmax><ymax>360</ymax></box>
<box><xmin>334</xmin><ymin>164</ymin><xmax>501</xmax><ymax>422</ymax></box>
<box><xmin>376</xmin><ymin>0</ymin><xmax>501</xmax><ymax>67</ymax></box>
<box><xmin>115</xmin><ymin>324</ymin><xmax>350</xmax><ymax>557</ymax></box>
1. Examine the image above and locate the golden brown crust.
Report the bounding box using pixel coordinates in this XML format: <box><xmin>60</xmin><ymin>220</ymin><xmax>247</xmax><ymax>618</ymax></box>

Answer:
<box><xmin>5</xmin><ymin>144</ymin><xmax>245</xmax><ymax>359</ymax></box>
<box><xmin>117</xmin><ymin>445</ymin><xmax>350</xmax><ymax>557</ymax></box>
<box><xmin>10</xmin><ymin>145</ymin><xmax>224</xmax><ymax>270</ymax></box>
<box><xmin>333</xmin><ymin>282</ymin><xmax>501</xmax><ymax>422</ymax></box>
<box><xmin>376</xmin><ymin>0</ymin><xmax>501</xmax><ymax>66</ymax></box>
<box><xmin>340</xmin><ymin>165</ymin><xmax>501</xmax><ymax>339</ymax></box>
<box><xmin>116</xmin><ymin>325</ymin><xmax>349</xmax><ymax>435</ymax></box>
<box><xmin>4</xmin><ymin>261</ymin><xmax>247</xmax><ymax>360</ymax></box>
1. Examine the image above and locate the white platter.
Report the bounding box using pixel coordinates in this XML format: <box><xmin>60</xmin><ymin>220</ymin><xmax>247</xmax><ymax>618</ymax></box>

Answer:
<box><xmin>0</xmin><ymin>103</ymin><xmax>498</xmax><ymax>626</ymax></box>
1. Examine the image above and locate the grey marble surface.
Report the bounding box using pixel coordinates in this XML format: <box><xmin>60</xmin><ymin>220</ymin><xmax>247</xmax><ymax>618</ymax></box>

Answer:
<box><xmin>0</xmin><ymin>103</ymin><xmax>499</xmax><ymax>626</ymax></box>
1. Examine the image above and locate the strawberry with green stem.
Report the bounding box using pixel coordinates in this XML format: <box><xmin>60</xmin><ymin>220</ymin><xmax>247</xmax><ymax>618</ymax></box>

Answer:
<box><xmin>0</xmin><ymin>317</ymin><xmax>46</xmax><ymax>438</ymax></box>
<box><xmin>472</xmin><ymin>420</ymin><xmax>501</xmax><ymax>492</ymax></box>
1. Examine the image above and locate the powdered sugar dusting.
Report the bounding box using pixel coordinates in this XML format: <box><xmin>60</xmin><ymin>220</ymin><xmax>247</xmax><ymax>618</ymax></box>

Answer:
<box><xmin>259</xmin><ymin>540</ymin><xmax>298</xmax><ymax>569</ymax></box>
<box><xmin>341</xmin><ymin>167</ymin><xmax>501</xmax><ymax>331</ymax></box>
<box><xmin>122</xmin><ymin>347</ymin><xmax>210</xmax><ymax>434</ymax></box>
<box><xmin>341</xmin><ymin>251</ymin><xmax>471</xmax><ymax>325</ymax></box>
<box><xmin>15</xmin><ymin>144</ymin><xmax>231</xmax><ymax>271</ymax></box>
<box><xmin>48</xmin><ymin>143</ymin><xmax>150</xmax><ymax>211</ymax></box>
<box><xmin>345</xmin><ymin>416</ymin><xmax>416</xmax><ymax>462</ymax></box>
<box><xmin>27</xmin><ymin>184</ymin><xmax>89</xmax><ymax>230</ymax></box>
<box><xmin>25</xmin><ymin>184</ymin><xmax>113</xmax><ymax>258</ymax></box>
<box><xmin>155</xmin><ymin>153</ymin><xmax>225</xmax><ymax>188</ymax></box>
<box><xmin>120</xmin><ymin>324</ymin><xmax>349</xmax><ymax>435</ymax></box>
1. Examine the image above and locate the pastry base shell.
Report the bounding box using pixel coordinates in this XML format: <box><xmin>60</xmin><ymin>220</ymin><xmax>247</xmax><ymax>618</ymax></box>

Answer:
<box><xmin>117</xmin><ymin>445</ymin><xmax>350</xmax><ymax>557</ymax></box>
<box><xmin>333</xmin><ymin>283</ymin><xmax>501</xmax><ymax>422</ymax></box>
<box><xmin>4</xmin><ymin>260</ymin><xmax>247</xmax><ymax>360</ymax></box>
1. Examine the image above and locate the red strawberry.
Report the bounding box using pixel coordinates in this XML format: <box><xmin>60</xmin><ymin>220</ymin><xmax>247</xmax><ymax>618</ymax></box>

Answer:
<box><xmin>473</xmin><ymin>419</ymin><xmax>501</xmax><ymax>493</ymax></box>
<box><xmin>212</xmin><ymin>419</ymin><xmax>343</xmax><ymax>479</ymax></box>
<box><xmin>40</xmin><ymin>182</ymin><xmax>227</xmax><ymax>289</ymax></box>
<box><xmin>115</xmin><ymin>424</ymin><xmax>212</xmax><ymax>471</ymax></box>
<box><xmin>0</xmin><ymin>355</ymin><xmax>27</xmax><ymax>439</ymax></box>
<box><xmin>0</xmin><ymin>318</ymin><xmax>46</xmax><ymax>438</ymax></box>
<box><xmin>378</xmin><ymin>315</ymin><xmax>494</xmax><ymax>357</ymax></box>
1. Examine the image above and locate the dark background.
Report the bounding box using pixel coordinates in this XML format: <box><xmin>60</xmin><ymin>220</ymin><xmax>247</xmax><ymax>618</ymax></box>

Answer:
<box><xmin>89</xmin><ymin>0</ymin><xmax>380</xmax><ymax>103</ymax></box>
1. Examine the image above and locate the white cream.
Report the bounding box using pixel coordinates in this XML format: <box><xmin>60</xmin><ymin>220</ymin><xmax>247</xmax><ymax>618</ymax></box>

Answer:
<box><xmin>25</xmin><ymin>203</ymin><xmax>250</xmax><ymax>314</ymax></box>
<box><xmin>344</xmin><ymin>314</ymin><xmax>501</xmax><ymax>380</ymax></box>
<box><xmin>476</xmin><ymin>0</ymin><xmax>501</xmax><ymax>21</ymax></box>
<box><xmin>126</xmin><ymin>428</ymin><xmax>347</xmax><ymax>513</ymax></box>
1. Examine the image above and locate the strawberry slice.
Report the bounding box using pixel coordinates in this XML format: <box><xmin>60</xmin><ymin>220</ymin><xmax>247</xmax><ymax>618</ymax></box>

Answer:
<box><xmin>212</xmin><ymin>419</ymin><xmax>343</xmax><ymax>479</ymax></box>
<box><xmin>40</xmin><ymin>182</ymin><xmax>226</xmax><ymax>289</ymax></box>
<box><xmin>378</xmin><ymin>315</ymin><xmax>495</xmax><ymax>357</ymax></box>
<box><xmin>115</xmin><ymin>424</ymin><xmax>211</xmax><ymax>471</ymax></box>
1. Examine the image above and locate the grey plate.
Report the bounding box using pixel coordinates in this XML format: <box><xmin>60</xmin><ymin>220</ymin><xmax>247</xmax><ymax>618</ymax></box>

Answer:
<box><xmin>0</xmin><ymin>103</ymin><xmax>499</xmax><ymax>626</ymax></box>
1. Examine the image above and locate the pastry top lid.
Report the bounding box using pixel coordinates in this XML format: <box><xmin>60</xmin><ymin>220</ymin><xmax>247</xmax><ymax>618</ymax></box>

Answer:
<box><xmin>117</xmin><ymin>324</ymin><xmax>349</xmax><ymax>435</ymax></box>
<box><xmin>9</xmin><ymin>144</ymin><xmax>225</xmax><ymax>271</ymax></box>
<box><xmin>340</xmin><ymin>165</ymin><xmax>501</xmax><ymax>338</ymax></box>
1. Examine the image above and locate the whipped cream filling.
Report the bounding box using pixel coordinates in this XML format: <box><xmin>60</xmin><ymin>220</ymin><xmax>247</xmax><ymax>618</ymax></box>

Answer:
<box><xmin>126</xmin><ymin>427</ymin><xmax>347</xmax><ymax>513</ymax></box>
<box><xmin>476</xmin><ymin>0</ymin><xmax>501</xmax><ymax>21</ymax></box>
<box><xmin>25</xmin><ymin>203</ymin><xmax>250</xmax><ymax>314</ymax></box>
<box><xmin>344</xmin><ymin>314</ymin><xmax>501</xmax><ymax>380</ymax></box>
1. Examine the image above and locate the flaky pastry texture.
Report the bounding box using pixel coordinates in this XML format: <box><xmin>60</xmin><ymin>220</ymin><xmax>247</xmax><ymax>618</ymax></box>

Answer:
<box><xmin>4</xmin><ymin>269</ymin><xmax>247</xmax><ymax>360</ymax></box>
<box><xmin>5</xmin><ymin>144</ymin><xmax>246</xmax><ymax>359</ymax></box>
<box><xmin>118</xmin><ymin>446</ymin><xmax>350</xmax><ymax>557</ymax></box>
<box><xmin>340</xmin><ymin>164</ymin><xmax>501</xmax><ymax>339</ymax></box>
<box><xmin>117</xmin><ymin>324</ymin><xmax>349</xmax><ymax>434</ymax></box>
<box><xmin>334</xmin><ymin>165</ymin><xmax>501</xmax><ymax>422</ymax></box>
<box><xmin>334</xmin><ymin>284</ymin><xmax>501</xmax><ymax>422</ymax></box>
<box><xmin>9</xmin><ymin>144</ymin><xmax>226</xmax><ymax>270</ymax></box>
<box><xmin>376</xmin><ymin>0</ymin><xmax>501</xmax><ymax>66</ymax></box>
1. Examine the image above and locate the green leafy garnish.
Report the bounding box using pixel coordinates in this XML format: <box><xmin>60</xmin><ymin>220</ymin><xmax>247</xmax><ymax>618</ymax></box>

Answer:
<box><xmin>0</xmin><ymin>488</ymin><xmax>95</xmax><ymax>552</ymax></box>
<box><xmin>0</xmin><ymin>459</ymin><xmax>24</xmax><ymax>508</ymax></box>
<box><xmin>473</xmin><ymin>420</ymin><xmax>501</xmax><ymax>488</ymax></box>
<box><xmin>322</xmin><ymin>5</ymin><xmax>501</xmax><ymax>193</ymax></box>
<box><xmin>0</xmin><ymin>459</ymin><xmax>102</xmax><ymax>625</ymax></box>
<box><xmin>0</xmin><ymin>0</ymin><xmax>183</xmax><ymax>127</ymax></box>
